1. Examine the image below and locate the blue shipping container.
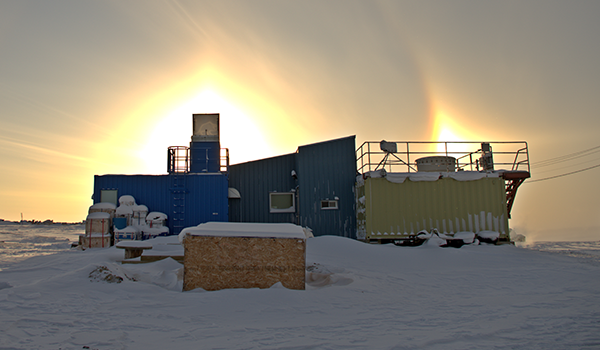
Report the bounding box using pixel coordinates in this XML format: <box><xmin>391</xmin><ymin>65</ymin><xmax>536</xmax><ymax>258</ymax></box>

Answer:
<box><xmin>93</xmin><ymin>173</ymin><xmax>228</xmax><ymax>234</ymax></box>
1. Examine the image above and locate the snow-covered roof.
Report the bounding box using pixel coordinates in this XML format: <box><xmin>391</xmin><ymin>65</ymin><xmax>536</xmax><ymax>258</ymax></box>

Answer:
<box><xmin>114</xmin><ymin>225</ymin><xmax>140</xmax><ymax>233</ymax></box>
<box><xmin>86</xmin><ymin>212</ymin><xmax>111</xmax><ymax>219</ymax></box>
<box><xmin>119</xmin><ymin>195</ymin><xmax>136</xmax><ymax>206</ymax></box>
<box><xmin>90</xmin><ymin>202</ymin><xmax>117</xmax><ymax>210</ymax></box>
<box><xmin>116</xmin><ymin>206</ymin><xmax>133</xmax><ymax>215</ymax></box>
<box><xmin>360</xmin><ymin>170</ymin><xmax>502</xmax><ymax>184</ymax></box>
<box><xmin>179</xmin><ymin>222</ymin><xmax>306</xmax><ymax>243</ymax></box>
<box><xmin>146</xmin><ymin>212</ymin><xmax>168</xmax><ymax>221</ymax></box>
<box><xmin>132</xmin><ymin>204</ymin><xmax>148</xmax><ymax>212</ymax></box>
<box><xmin>116</xmin><ymin>241</ymin><xmax>153</xmax><ymax>249</ymax></box>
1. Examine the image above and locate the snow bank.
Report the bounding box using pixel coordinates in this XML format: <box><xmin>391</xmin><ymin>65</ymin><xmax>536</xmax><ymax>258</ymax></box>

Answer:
<box><xmin>115</xmin><ymin>241</ymin><xmax>152</xmax><ymax>249</ymax></box>
<box><xmin>2</xmin><ymin>226</ymin><xmax>600</xmax><ymax>349</ymax></box>
<box><xmin>477</xmin><ymin>230</ymin><xmax>500</xmax><ymax>241</ymax></box>
<box><xmin>142</xmin><ymin>244</ymin><xmax>183</xmax><ymax>257</ymax></box>
<box><xmin>453</xmin><ymin>231</ymin><xmax>477</xmax><ymax>244</ymax></box>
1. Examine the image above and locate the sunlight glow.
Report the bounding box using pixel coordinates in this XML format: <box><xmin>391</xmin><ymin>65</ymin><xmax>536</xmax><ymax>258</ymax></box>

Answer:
<box><xmin>140</xmin><ymin>89</ymin><xmax>272</xmax><ymax>173</ymax></box>
<box><xmin>430</xmin><ymin>108</ymin><xmax>480</xmax><ymax>155</ymax></box>
<box><xmin>109</xmin><ymin>64</ymin><xmax>310</xmax><ymax>175</ymax></box>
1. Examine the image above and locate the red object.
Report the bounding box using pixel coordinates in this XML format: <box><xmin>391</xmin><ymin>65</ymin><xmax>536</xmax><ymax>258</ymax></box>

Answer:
<box><xmin>502</xmin><ymin>171</ymin><xmax>530</xmax><ymax>218</ymax></box>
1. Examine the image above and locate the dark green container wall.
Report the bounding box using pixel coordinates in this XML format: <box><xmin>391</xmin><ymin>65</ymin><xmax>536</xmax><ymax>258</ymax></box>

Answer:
<box><xmin>228</xmin><ymin>136</ymin><xmax>357</xmax><ymax>238</ymax></box>
<box><xmin>228</xmin><ymin>153</ymin><xmax>297</xmax><ymax>224</ymax></box>
<box><xmin>93</xmin><ymin>173</ymin><xmax>228</xmax><ymax>234</ymax></box>
<box><xmin>297</xmin><ymin>136</ymin><xmax>356</xmax><ymax>238</ymax></box>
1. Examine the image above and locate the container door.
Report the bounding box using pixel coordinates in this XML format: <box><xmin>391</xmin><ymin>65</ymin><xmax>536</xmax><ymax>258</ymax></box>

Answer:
<box><xmin>100</xmin><ymin>189</ymin><xmax>118</xmax><ymax>205</ymax></box>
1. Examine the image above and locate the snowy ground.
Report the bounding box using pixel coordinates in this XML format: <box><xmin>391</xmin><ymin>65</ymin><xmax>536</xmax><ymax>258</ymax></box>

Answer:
<box><xmin>1</xmin><ymin>223</ymin><xmax>600</xmax><ymax>349</ymax></box>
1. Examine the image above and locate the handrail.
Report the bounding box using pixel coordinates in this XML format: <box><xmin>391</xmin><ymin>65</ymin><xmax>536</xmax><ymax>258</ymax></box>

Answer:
<box><xmin>511</xmin><ymin>146</ymin><xmax>530</xmax><ymax>172</ymax></box>
<box><xmin>167</xmin><ymin>146</ymin><xmax>230</xmax><ymax>173</ymax></box>
<box><xmin>167</xmin><ymin>146</ymin><xmax>190</xmax><ymax>173</ymax></box>
<box><xmin>356</xmin><ymin>141</ymin><xmax>530</xmax><ymax>174</ymax></box>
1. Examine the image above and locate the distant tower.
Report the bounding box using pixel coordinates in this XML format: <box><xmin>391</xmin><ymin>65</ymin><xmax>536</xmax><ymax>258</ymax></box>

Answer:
<box><xmin>189</xmin><ymin>113</ymin><xmax>221</xmax><ymax>173</ymax></box>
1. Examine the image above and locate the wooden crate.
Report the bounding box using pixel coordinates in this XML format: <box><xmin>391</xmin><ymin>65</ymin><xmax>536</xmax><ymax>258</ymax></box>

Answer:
<box><xmin>88</xmin><ymin>202</ymin><xmax>116</xmax><ymax>219</ymax></box>
<box><xmin>85</xmin><ymin>212</ymin><xmax>111</xmax><ymax>235</ymax></box>
<box><xmin>182</xmin><ymin>223</ymin><xmax>306</xmax><ymax>291</ymax></box>
<box><xmin>79</xmin><ymin>235</ymin><xmax>111</xmax><ymax>249</ymax></box>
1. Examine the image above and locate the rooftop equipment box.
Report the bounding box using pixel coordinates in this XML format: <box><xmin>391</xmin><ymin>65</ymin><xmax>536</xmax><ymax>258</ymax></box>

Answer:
<box><xmin>181</xmin><ymin>222</ymin><xmax>306</xmax><ymax>291</ymax></box>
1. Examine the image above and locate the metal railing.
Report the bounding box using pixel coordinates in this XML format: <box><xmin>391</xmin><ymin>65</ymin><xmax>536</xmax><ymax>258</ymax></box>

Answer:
<box><xmin>220</xmin><ymin>148</ymin><xmax>230</xmax><ymax>173</ymax></box>
<box><xmin>167</xmin><ymin>146</ymin><xmax>190</xmax><ymax>173</ymax></box>
<box><xmin>167</xmin><ymin>146</ymin><xmax>230</xmax><ymax>173</ymax></box>
<box><xmin>356</xmin><ymin>141</ymin><xmax>530</xmax><ymax>174</ymax></box>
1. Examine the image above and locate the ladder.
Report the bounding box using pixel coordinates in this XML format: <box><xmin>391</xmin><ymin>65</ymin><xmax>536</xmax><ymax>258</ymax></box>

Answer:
<box><xmin>170</xmin><ymin>174</ymin><xmax>187</xmax><ymax>233</ymax></box>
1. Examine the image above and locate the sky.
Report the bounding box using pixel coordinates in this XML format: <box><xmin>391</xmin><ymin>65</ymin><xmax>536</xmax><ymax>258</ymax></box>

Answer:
<box><xmin>1</xmin><ymin>1</ymin><xmax>599</xmax><ymax>241</ymax></box>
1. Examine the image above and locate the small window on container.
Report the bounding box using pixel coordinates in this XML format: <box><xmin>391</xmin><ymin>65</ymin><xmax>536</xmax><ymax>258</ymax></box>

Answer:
<box><xmin>320</xmin><ymin>200</ymin><xmax>339</xmax><ymax>210</ymax></box>
<box><xmin>269</xmin><ymin>192</ymin><xmax>295</xmax><ymax>213</ymax></box>
<box><xmin>100</xmin><ymin>189</ymin><xmax>118</xmax><ymax>206</ymax></box>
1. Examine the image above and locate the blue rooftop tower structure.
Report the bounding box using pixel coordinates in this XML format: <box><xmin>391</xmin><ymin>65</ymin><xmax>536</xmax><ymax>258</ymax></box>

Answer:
<box><xmin>189</xmin><ymin>114</ymin><xmax>221</xmax><ymax>173</ymax></box>
<box><xmin>93</xmin><ymin>114</ymin><xmax>229</xmax><ymax>235</ymax></box>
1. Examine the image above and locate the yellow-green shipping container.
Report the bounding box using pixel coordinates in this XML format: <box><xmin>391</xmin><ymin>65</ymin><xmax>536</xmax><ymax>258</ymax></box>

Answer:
<box><xmin>356</xmin><ymin>173</ymin><xmax>509</xmax><ymax>242</ymax></box>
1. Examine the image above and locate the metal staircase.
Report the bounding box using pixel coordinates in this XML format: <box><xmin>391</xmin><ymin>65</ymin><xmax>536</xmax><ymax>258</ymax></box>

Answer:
<box><xmin>502</xmin><ymin>171</ymin><xmax>530</xmax><ymax>218</ymax></box>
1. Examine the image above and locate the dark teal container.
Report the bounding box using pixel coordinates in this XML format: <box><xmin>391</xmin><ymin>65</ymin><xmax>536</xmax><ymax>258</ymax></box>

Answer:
<box><xmin>113</xmin><ymin>217</ymin><xmax>127</xmax><ymax>230</ymax></box>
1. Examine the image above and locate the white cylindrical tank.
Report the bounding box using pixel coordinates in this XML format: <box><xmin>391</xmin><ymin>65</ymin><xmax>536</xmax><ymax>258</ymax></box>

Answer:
<box><xmin>416</xmin><ymin>156</ymin><xmax>456</xmax><ymax>172</ymax></box>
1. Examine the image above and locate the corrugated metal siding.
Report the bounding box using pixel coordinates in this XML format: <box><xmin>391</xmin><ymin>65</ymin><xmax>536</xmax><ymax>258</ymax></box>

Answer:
<box><xmin>359</xmin><ymin>176</ymin><xmax>508</xmax><ymax>240</ymax></box>
<box><xmin>228</xmin><ymin>153</ymin><xmax>297</xmax><ymax>224</ymax></box>
<box><xmin>93</xmin><ymin>173</ymin><xmax>228</xmax><ymax>234</ymax></box>
<box><xmin>297</xmin><ymin>136</ymin><xmax>356</xmax><ymax>238</ymax></box>
<box><xmin>182</xmin><ymin>174</ymin><xmax>228</xmax><ymax>228</ymax></box>
<box><xmin>356</xmin><ymin>177</ymin><xmax>367</xmax><ymax>239</ymax></box>
<box><xmin>228</xmin><ymin>136</ymin><xmax>357</xmax><ymax>238</ymax></box>
<box><xmin>190</xmin><ymin>141</ymin><xmax>221</xmax><ymax>173</ymax></box>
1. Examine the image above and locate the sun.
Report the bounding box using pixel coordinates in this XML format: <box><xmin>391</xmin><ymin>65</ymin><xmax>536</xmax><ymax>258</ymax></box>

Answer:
<box><xmin>139</xmin><ymin>89</ymin><xmax>273</xmax><ymax>174</ymax></box>
<box><xmin>430</xmin><ymin>108</ymin><xmax>480</xmax><ymax>155</ymax></box>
